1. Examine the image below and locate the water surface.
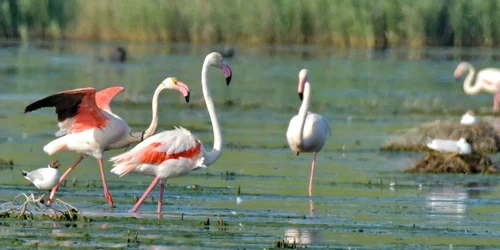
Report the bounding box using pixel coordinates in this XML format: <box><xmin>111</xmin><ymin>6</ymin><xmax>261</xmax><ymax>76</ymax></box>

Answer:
<box><xmin>0</xmin><ymin>41</ymin><xmax>499</xmax><ymax>249</ymax></box>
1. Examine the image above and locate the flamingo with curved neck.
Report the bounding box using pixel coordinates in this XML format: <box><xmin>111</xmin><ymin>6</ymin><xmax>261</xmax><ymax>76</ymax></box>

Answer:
<box><xmin>110</xmin><ymin>52</ymin><xmax>233</xmax><ymax>213</ymax></box>
<box><xmin>454</xmin><ymin>61</ymin><xmax>500</xmax><ymax>111</ymax></box>
<box><xmin>24</xmin><ymin>77</ymin><xmax>190</xmax><ymax>207</ymax></box>
<box><xmin>286</xmin><ymin>69</ymin><xmax>331</xmax><ymax>202</ymax></box>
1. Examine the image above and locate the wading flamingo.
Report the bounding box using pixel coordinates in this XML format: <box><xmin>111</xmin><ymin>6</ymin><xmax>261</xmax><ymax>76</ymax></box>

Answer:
<box><xmin>454</xmin><ymin>62</ymin><xmax>500</xmax><ymax>111</ymax></box>
<box><xmin>24</xmin><ymin>78</ymin><xmax>190</xmax><ymax>207</ymax></box>
<box><xmin>110</xmin><ymin>52</ymin><xmax>232</xmax><ymax>213</ymax></box>
<box><xmin>286</xmin><ymin>69</ymin><xmax>331</xmax><ymax>199</ymax></box>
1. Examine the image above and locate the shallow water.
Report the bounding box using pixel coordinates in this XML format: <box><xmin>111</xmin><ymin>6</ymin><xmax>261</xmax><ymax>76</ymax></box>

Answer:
<box><xmin>0</xmin><ymin>41</ymin><xmax>499</xmax><ymax>249</ymax></box>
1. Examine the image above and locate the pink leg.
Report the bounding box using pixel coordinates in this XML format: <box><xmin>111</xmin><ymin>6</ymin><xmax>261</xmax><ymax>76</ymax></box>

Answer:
<box><xmin>494</xmin><ymin>93</ymin><xmax>500</xmax><ymax>111</ymax></box>
<box><xmin>98</xmin><ymin>158</ymin><xmax>114</xmax><ymax>207</ymax></box>
<box><xmin>309</xmin><ymin>199</ymin><xmax>315</xmax><ymax>216</ymax></box>
<box><xmin>308</xmin><ymin>153</ymin><xmax>317</xmax><ymax>197</ymax></box>
<box><xmin>48</xmin><ymin>156</ymin><xmax>85</xmax><ymax>204</ymax></box>
<box><xmin>132</xmin><ymin>176</ymin><xmax>161</xmax><ymax>213</ymax></box>
<box><xmin>157</xmin><ymin>179</ymin><xmax>166</xmax><ymax>214</ymax></box>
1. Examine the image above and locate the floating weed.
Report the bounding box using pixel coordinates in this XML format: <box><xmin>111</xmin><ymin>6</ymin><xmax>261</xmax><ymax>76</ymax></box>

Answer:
<box><xmin>0</xmin><ymin>193</ymin><xmax>89</xmax><ymax>222</ymax></box>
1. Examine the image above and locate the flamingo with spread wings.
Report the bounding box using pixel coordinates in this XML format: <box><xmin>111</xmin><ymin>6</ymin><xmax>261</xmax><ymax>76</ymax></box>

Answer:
<box><xmin>24</xmin><ymin>78</ymin><xmax>190</xmax><ymax>207</ymax></box>
<box><xmin>110</xmin><ymin>52</ymin><xmax>232</xmax><ymax>213</ymax></box>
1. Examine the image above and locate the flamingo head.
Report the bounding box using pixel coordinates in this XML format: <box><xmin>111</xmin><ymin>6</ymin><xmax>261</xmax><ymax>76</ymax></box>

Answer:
<box><xmin>207</xmin><ymin>52</ymin><xmax>232</xmax><ymax>85</ymax></box>
<box><xmin>454</xmin><ymin>62</ymin><xmax>471</xmax><ymax>79</ymax></box>
<box><xmin>49</xmin><ymin>160</ymin><xmax>61</xmax><ymax>169</ymax></box>
<box><xmin>161</xmin><ymin>77</ymin><xmax>190</xmax><ymax>103</ymax></box>
<box><xmin>298</xmin><ymin>69</ymin><xmax>309</xmax><ymax>101</ymax></box>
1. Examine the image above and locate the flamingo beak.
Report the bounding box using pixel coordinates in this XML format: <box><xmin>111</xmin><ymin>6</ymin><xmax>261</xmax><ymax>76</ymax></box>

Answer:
<box><xmin>177</xmin><ymin>81</ymin><xmax>190</xmax><ymax>103</ymax></box>
<box><xmin>222</xmin><ymin>61</ymin><xmax>232</xmax><ymax>85</ymax></box>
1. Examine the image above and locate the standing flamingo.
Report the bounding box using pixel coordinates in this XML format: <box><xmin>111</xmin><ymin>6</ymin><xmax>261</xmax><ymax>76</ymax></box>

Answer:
<box><xmin>24</xmin><ymin>78</ymin><xmax>190</xmax><ymax>207</ymax></box>
<box><xmin>286</xmin><ymin>69</ymin><xmax>330</xmax><ymax>199</ymax></box>
<box><xmin>109</xmin><ymin>52</ymin><xmax>232</xmax><ymax>213</ymax></box>
<box><xmin>454</xmin><ymin>61</ymin><xmax>500</xmax><ymax>111</ymax></box>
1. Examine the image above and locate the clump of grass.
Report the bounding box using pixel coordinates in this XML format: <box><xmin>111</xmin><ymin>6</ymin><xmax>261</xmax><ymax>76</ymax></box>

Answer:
<box><xmin>381</xmin><ymin>120</ymin><xmax>500</xmax><ymax>153</ymax></box>
<box><xmin>406</xmin><ymin>151</ymin><xmax>498</xmax><ymax>174</ymax></box>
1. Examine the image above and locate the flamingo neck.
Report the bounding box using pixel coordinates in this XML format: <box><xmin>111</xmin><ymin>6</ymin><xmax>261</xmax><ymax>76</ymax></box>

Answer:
<box><xmin>463</xmin><ymin>63</ymin><xmax>481</xmax><ymax>94</ymax></box>
<box><xmin>297</xmin><ymin>82</ymin><xmax>311</xmax><ymax>144</ymax></box>
<box><xmin>141</xmin><ymin>84</ymin><xmax>164</xmax><ymax>140</ymax></box>
<box><xmin>201</xmin><ymin>59</ymin><xmax>222</xmax><ymax>166</ymax></box>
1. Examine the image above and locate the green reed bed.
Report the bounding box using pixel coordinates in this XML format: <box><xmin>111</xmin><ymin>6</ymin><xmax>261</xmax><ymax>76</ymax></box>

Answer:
<box><xmin>2</xmin><ymin>0</ymin><xmax>500</xmax><ymax>47</ymax></box>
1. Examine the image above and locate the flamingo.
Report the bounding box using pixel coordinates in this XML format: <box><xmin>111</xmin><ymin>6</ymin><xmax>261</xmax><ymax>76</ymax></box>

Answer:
<box><xmin>286</xmin><ymin>69</ymin><xmax>331</xmax><ymax>199</ymax></box>
<box><xmin>109</xmin><ymin>52</ymin><xmax>232</xmax><ymax>213</ymax></box>
<box><xmin>454</xmin><ymin>62</ymin><xmax>500</xmax><ymax>111</ymax></box>
<box><xmin>24</xmin><ymin>78</ymin><xmax>190</xmax><ymax>207</ymax></box>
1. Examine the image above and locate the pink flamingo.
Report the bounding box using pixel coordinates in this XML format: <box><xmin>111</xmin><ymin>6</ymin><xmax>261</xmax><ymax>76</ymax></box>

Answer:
<box><xmin>454</xmin><ymin>61</ymin><xmax>500</xmax><ymax>111</ymax></box>
<box><xmin>109</xmin><ymin>52</ymin><xmax>232</xmax><ymax>213</ymax></box>
<box><xmin>286</xmin><ymin>69</ymin><xmax>330</xmax><ymax>199</ymax></box>
<box><xmin>24</xmin><ymin>78</ymin><xmax>190</xmax><ymax>207</ymax></box>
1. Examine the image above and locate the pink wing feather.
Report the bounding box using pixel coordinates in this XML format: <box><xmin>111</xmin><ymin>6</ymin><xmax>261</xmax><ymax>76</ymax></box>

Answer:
<box><xmin>95</xmin><ymin>86</ymin><xmax>125</xmax><ymax>112</ymax></box>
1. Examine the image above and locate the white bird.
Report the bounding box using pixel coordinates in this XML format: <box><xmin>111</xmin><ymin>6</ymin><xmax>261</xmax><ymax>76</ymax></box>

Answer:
<box><xmin>460</xmin><ymin>110</ymin><xmax>479</xmax><ymax>125</ymax></box>
<box><xmin>21</xmin><ymin>160</ymin><xmax>61</xmax><ymax>196</ymax></box>
<box><xmin>454</xmin><ymin>61</ymin><xmax>500</xmax><ymax>111</ymax></box>
<box><xmin>286</xmin><ymin>69</ymin><xmax>331</xmax><ymax>198</ymax></box>
<box><xmin>110</xmin><ymin>52</ymin><xmax>232</xmax><ymax>214</ymax></box>
<box><xmin>426</xmin><ymin>137</ymin><xmax>472</xmax><ymax>154</ymax></box>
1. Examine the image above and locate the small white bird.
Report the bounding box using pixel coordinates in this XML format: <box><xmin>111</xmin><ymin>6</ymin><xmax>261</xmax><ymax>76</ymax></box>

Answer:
<box><xmin>21</xmin><ymin>160</ymin><xmax>61</xmax><ymax>196</ymax></box>
<box><xmin>460</xmin><ymin>110</ymin><xmax>479</xmax><ymax>125</ymax></box>
<box><xmin>426</xmin><ymin>137</ymin><xmax>472</xmax><ymax>154</ymax></box>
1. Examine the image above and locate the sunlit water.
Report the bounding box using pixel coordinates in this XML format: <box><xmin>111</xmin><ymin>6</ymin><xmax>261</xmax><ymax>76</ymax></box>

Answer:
<box><xmin>0</xmin><ymin>41</ymin><xmax>499</xmax><ymax>249</ymax></box>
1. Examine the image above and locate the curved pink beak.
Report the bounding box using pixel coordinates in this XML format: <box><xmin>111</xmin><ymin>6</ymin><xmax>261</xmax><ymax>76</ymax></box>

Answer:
<box><xmin>222</xmin><ymin>61</ymin><xmax>232</xmax><ymax>85</ymax></box>
<box><xmin>177</xmin><ymin>81</ymin><xmax>190</xmax><ymax>103</ymax></box>
<box><xmin>298</xmin><ymin>76</ymin><xmax>306</xmax><ymax>101</ymax></box>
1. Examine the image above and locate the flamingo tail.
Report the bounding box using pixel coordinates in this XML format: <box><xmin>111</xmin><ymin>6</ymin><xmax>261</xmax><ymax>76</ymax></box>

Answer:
<box><xmin>43</xmin><ymin>137</ymin><xmax>68</xmax><ymax>155</ymax></box>
<box><xmin>110</xmin><ymin>151</ymin><xmax>139</xmax><ymax>177</ymax></box>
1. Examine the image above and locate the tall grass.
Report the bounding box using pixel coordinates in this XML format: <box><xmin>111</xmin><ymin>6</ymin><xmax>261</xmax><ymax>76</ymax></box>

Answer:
<box><xmin>3</xmin><ymin>0</ymin><xmax>500</xmax><ymax>47</ymax></box>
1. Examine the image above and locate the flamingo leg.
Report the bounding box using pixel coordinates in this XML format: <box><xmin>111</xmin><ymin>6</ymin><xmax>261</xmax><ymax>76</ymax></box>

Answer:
<box><xmin>494</xmin><ymin>93</ymin><xmax>500</xmax><ymax>111</ymax></box>
<box><xmin>98</xmin><ymin>158</ymin><xmax>114</xmax><ymax>207</ymax></box>
<box><xmin>48</xmin><ymin>155</ymin><xmax>85</xmax><ymax>204</ymax></box>
<box><xmin>308</xmin><ymin>153</ymin><xmax>317</xmax><ymax>197</ymax></box>
<box><xmin>157</xmin><ymin>179</ymin><xmax>166</xmax><ymax>214</ymax></box>
<box><xmin>132</xmin><ymin>176</ymin><xmax>161</xmax><ymax>213</ymax></box>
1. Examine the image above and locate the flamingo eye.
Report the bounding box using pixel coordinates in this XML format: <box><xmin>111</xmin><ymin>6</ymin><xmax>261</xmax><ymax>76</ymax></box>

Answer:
<box><xmin>171</xmin><ymin>77</ymin><xmax>178</xmax><ymax>85</ymax></box>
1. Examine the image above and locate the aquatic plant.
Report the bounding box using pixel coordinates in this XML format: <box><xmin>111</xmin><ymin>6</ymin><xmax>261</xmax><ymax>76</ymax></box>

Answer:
<box><xmin>3</xmin><ymin>0</ymin><xmax>500</xmax><ymax>47</ymax></box>
<box><xmin>0</xmin><ymin>193</ymin><xmax>89</xmax><ymax>221</ymax></box>
<box><xmin>381</xmin><ymin>120</ymin><xmax>500</xmax><ymax>153</ymax></box>
<box><xmin>406</xmin><ymin>151</ymin><xmax>498</xmax><ymax>174</ymax></box>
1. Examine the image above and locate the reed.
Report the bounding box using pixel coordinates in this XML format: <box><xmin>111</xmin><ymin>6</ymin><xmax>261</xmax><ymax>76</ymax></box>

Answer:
<box><xmin>2</xmin><ymin>0</ymin><xmax>500</xmax><ymax>47</ymax></box>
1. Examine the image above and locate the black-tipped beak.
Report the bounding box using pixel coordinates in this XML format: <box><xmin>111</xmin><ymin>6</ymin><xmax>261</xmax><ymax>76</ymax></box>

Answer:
<box><xmin>298</xmin><ymin>92</ymin><xmax>303</xmax><ymax>101</ymax></box>
<box><xmin>226</xmin><ymin>75</ymin><xmax>232</xmax><ymax>85</ymax></box>
<box><xmin>295</xmin><ymin>152</ymin><xmax>299</xmax><ymax>156</ymax></box>
<box><xmin>185</xmin><ymin>92</ymin><xmax>190</xmax><ymax>103</ymax></box>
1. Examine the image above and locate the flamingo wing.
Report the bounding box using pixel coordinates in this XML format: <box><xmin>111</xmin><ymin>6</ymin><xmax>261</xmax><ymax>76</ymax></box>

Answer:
<box><xmin>110</xmin><ymin>127</ymin><xmax>203</xmax><ymax>177</ymax></box>
<box><xmin>24</xmin><ymin>87</ymin><xmax>108</xmax><ymax>136</ymax></box>
<box><xmin>95</xmin><ymin>86</ymin><xmax>125</xmax><ymax>112</ymax></box>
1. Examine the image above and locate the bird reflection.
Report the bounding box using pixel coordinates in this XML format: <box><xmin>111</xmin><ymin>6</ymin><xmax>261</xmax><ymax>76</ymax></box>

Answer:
<box><xmin>426</xmin><ymin>187</ymin><xmax>468</xmax><ymax>217</ymax></box>
<box><xmin>284</xmin><ymin>228</ymin><xmax>323</xmax><ymax>246</ymax></box>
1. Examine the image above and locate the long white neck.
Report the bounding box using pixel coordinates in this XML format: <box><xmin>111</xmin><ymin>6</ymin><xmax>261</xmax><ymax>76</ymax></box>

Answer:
<box><xmin>296</xmin><ymin>82</ymin><xmax>311</xmax><ymax>144</ymax></box>
<box><xmin>462</xmin><ymin>63</ymin><xmax>482</xmax><ymax>94</ymax></box>
<box><xmin>201</xmin><ymin>59</ymin><xmax>223</xmax><ymax>166</ymax></box>
<box><xmin>142</xmin><ymin>85</ymin><xmax>163</xmax><ymax>139</ymax></box>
